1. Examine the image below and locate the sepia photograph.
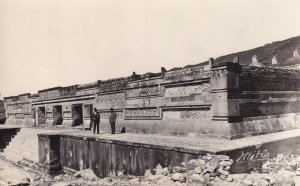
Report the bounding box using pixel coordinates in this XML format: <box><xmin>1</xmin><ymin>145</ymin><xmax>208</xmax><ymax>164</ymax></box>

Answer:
<box><xmin>0</xmin><ymin>0</ymin><xmax>300</xmax><ymax>185</ymax></box>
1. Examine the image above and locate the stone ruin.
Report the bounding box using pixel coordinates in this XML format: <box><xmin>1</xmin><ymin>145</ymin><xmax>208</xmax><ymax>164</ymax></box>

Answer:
<box><xmin>3</xmin><ymin>57</ymin><xmax>300</xmax><ymax>139</ymax></box>
<box><xmin>2</xmin><ymin>54</ymin><xmax>300</xmax><ymax>185</ymax></box>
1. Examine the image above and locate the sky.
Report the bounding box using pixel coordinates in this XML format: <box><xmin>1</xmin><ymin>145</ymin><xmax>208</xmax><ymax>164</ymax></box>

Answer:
<box><xmin>0</xmin><ymin>0</ymin><xmax>300</xmax><ymax>98</ymax></box>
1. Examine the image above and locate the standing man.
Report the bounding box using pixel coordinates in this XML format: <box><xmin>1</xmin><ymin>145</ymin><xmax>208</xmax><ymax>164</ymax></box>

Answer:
<box><xmin>92</xmin><ymin>108</ymin><xmax>100</xmax><ymax>134</ymax></box>
<box><xmin>109</xmin><ymin>108</ymin><xmax>117</xmax><ymax>134</ymax></box>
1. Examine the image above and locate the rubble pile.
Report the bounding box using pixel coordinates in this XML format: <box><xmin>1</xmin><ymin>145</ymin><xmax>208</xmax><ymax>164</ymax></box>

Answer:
<box><xmin>261</xmin><ymin>154</ymin><xmax>300</xmax><ymax>174</ymax></box>
<box><xmin>30</xmin><ymin>154</ymin><xmax>235</xmax><ymax>186</ymax></box>
<box><xmin>28</xmin><ymin>154</ymin><xmax>300</xmax><ymax>186</ymax></box>
<box><xmin>230</xmin><ymin>154</ymin><xmax>300</xmax><ymax>186</ymax></box>
<box><xmin>169</xmin><ymin>154</ymin><xmax>234</xmax><ymax>184</ymax></box>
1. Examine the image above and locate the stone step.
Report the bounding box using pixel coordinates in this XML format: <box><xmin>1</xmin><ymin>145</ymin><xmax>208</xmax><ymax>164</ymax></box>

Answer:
<box><xmin>1</xmin><ymin>128</ymin><xmax>59</xmax><ymax>163</ymax></box>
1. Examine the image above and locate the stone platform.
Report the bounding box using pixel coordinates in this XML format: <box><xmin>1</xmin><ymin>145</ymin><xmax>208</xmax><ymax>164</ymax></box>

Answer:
<box><xmin>38</xmin><ymin>128</ymin><xmax>300</xmax><ymax>177</ymax></box>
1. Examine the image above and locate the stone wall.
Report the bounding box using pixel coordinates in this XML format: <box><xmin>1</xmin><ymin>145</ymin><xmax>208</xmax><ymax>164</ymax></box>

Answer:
<box><xmin>4</xmin><ymin>94</ymin><xmax>35</xmax><ymax>126</ymax></box>
<box><xmin>38</xmin><ymin>133</ymin><xmax>202</xmax><ymax>177</ymax></box>
<box><xmin>38</xmin><ymin>132</ymin><xmax>300</xmax><ymax>176</ymax></box>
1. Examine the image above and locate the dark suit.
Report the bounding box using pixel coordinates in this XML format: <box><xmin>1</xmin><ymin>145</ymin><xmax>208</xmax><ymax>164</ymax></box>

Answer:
<box><xmin>92</xmin><ymin>111</ymin><xmax>100</xmax><ymax>134</ymax></box>
<box><xmin>109</xmin><ymin>112</ymin><xmax>117</xmax><ymax>134</ymax></box>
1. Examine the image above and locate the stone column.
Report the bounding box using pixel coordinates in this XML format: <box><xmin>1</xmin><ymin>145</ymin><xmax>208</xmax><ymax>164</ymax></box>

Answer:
<box><xmin>35</xmin><ymin>107</ymin><xmax>38</xmax><ymax>126</ymax></box>
<box><xmin>209</xmin><ymin>62</ymin><xmax>242</xmax><ymax>138</ymax></box>
<box><xmin>211</xmin><ymin>62</ymin><xmax>242</xmax><ymax>122</ymax></box>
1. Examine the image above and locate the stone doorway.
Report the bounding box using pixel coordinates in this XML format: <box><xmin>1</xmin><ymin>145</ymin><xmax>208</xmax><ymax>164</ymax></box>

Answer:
<box><xmin>72</xmin><ymin>104</ymin><xmax>83</xmax><ymax>126</ymax></box>
<box><xmin>53</xmin><ymin>105</ymin><xmax>63</xmax><ymax>125</ymax></box>
<box><xmin>37</xmin><ymin>107</ymin><xmax>46</xmax><ymax>125</ymax></box>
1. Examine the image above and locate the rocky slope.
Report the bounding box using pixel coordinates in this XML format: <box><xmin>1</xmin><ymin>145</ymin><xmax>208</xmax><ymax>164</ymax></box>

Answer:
<box><xmin>214</xmin><ymin>36</ymin><xmax>300</xmax><ymax>66</ymax></box>
<box><xmin>178</xmin><ymin>35</ymin><xmax>300</xmax><ymax>70</ymax></box>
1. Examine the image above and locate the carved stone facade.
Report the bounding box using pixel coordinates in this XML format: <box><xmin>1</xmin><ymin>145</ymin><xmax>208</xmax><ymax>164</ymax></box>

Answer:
<box><xmin>100</xmin><ymin>111</ymin><xmax>123</xmax><ymax>119</ymax></box>
<box><xmin>164</xmin><ymin>66</ymin><xmax>205</xmax><ymax>79</ymax></box>
<box><xmin>97</xmin><ymin>92</ymin><xmax>124</xmax><ymax>102</ymax></box>
<box><xmin>98</xmin><ymin>78</ymin><xmax>127</xmax><ymax>91</ymax></box>
<box><xmin>162</xmin><ymin>109</ymin><xmax>211</xmax><ymax>121</ymax></box>
<box><xmin>164</xmin><ymin>83</ymin><xmax>210</xmax><ymax>97</ymax></box>
<box><xmin>126</xmin><ymin>86</ymin><xmax>161</xmax><ymax>98</ymax></box>
<box><xmin>124</xmin><ymin>107</ymin><xmax>160</xmax><ymax>119</ymax></box>
<box><xmin>180</xmin><ymin>109</ymin><xmax>211</xmax><ymax>119</ymax></box>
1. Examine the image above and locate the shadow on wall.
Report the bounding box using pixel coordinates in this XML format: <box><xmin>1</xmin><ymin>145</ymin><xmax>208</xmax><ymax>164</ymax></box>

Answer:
<box><xmin>37</xmin><ymin>107</ymin><xmax>46</xmax><ymax>125</ymax></box>
<box><xmin>72</xmin><ymin>105</ymin><xmax>83</xmax><ymax>126</ymax></box>
<box><xmin>53</xmin><ymin>105</ymin><xmax>63</xmax><ymax>125</ymax></box>
<box><xmin>0</xmin><ymin>128</ymin><xmax>20</xmax><ymax>151</ymax></box>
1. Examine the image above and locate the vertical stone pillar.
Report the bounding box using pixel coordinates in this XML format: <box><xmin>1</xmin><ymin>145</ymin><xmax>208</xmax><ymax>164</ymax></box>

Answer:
<box><xmin>34</xmin><ymin>107</ymin><xmax>38</xmax><ymax>126</ymax></box>
<box><xmin>83</xmin><ymin>104</ymin><xmax>92</xmax><ymax>129</ymax></box>
<box><xmin>210</xmin><ymin>62</ymin><xmax>242</xmax><ymax>137</ymax></box>
<box><xmin>45</xmin><ymin>106</ymin><xmax>53</xmax><ymax>126</ymax></box>
<box><xmin>38</xmin><ymin>134</ymin><xmax>61</xmax><ymax>174</ymax></box>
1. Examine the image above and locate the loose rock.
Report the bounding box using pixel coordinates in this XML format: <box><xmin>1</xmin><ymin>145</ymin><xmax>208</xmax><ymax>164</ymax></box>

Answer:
<box><xmin>206</xmin><ymin>161</ymin><xmax>219</xmax><ymax>172</ymax></box>
<box><xmin>161</xmin><ymin>167</ymin><xmax>169</xmax><ymax>176</ymax></box>
<box><xmin>218</xmin><ymin>155</ymin><xmax>230</xmax><ymax>161</ymax></box>
<box><xmin>219</xmin><ymin>160</ymin><xmax>232</xmax><ymax>167</ymax></box>
<box><xmin>195</xmin><ymin>167</ymin><xmax>202</xmax><ymax>174</ymax></box>
<box><xmin>225</xmin><ymin>175</ymin><xmax>233</xmax><ymax>182</ymax></box>
<box><xmin>173</xmin><ymin>166</ymin><xmax>188</xmax><ymax>173</ymax></box>
<box><xmin>217</xmin><ymin>168</ymin><xmax>229</xmax><ymax>176</ymax></box>
<box><xmin>171</xmin><ymin>173</ymin><xmax>186</xmax><ymax>183</ymax></box>
<box><xmin>190</xmin><ymin>174</ymin><xmax>205</xmax><ymax>183</ymax></box>
<box><xmin>241</xmin><ymin>179</ymin><xmax>253</xmax><ymax>186</ymax></box>
<box><xmin>129</xmin><ymin>178</ymin><xmax>140</xmax><ymax>184</ymax></box>
<box><xmin>73</xmin><ymin>169</ymin><xmax>98</xmax><ymax>181</ymax></box>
